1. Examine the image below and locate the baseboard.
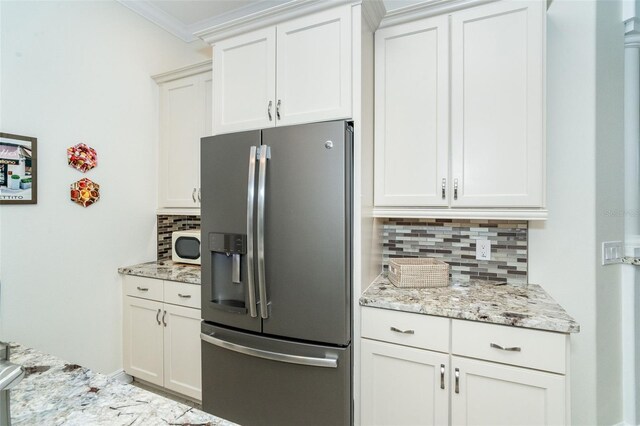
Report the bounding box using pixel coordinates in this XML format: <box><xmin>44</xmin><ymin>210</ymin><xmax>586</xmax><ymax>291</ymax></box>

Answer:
<box><xmin>108</xmin><ymin>369</ymin><xmax>133</xmax><ymax>384</ymax></box>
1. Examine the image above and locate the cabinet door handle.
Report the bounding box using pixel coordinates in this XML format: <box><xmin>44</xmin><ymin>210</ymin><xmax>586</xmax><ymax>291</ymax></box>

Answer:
<box><xmin>178</xmin><ymin>293</ymin><xmax>192</xmax><ymax>299</ymax></box>
<box><xmin>454</xmin><ymin>179</ymin><xmax>458</xmax><ymax>200</ymax></box>
<box><xmin>162</xmin><ymin>310</ymin><xmax>167</xmax><ymax>327</ymax></box>
<box><xmin>198</xmin><ymin>188</ymin><xmax>201</xmax><ymax>202</ymax></box>
<box><xmin>136</xmin><ymin>286</ymin><xmax>149</xmax><ymax>292</ymax></box>
<box><xmin>441</xmin><ymin>178</ymin><xmax>446</xmax><ymax>199</ymax></box>
<box><xmin>490</xmin><ymin>343</ymin><xmax>522</xmax><ymax>352</ymax></box>
<box><xmin>390</xmin><ymin>326</ymin><xmax>414</xmax><ymax>334</ymax></box>
<box><xmin>276</xmin><ymin>99</ymin><xmax>281</xmax><ymax>120</ymax></box>
<box><xmin>455</xmin><ymin>368</ymin><xmax>460</xmax><ymax>394</ymax></box>
<box><xmin>440</xmin><ymin>364</ymin><xmax>445</xmax><ymax>389</ymax></box>
<box><xmin>192</xmin><ymin>188</ymin><xmax>196</xmax><ymax>203</ymax></box>
<box><xmin>268</xmin><ymin>101</ymin><xmax>273</xmax><ymax>121</ymax></box>
<box><xmin>156</xmin><ymin>309</ymin><xmax>161</xmax><ymax>325</ymax></box>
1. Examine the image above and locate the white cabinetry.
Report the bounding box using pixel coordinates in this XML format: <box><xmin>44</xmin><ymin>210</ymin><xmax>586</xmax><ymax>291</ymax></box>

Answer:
<box><xmin>361</xmin><ymin>339</ymin><xmax>449</xmax><ymax>426</ymax></box>
<box><xmin>360</xmin><ymin>307</ymin><xmax>570</xmax><ymax>425</ymax></box>
<box><xmin>211</xmin><ymin>5</ymin><xmax>352</xmax><ymax>135</ymax></box>
<box><xmin>450</xmin><ymin>1</ymin><xmax>544</xmax><ymax>208</ymax></box>
<box><xmin>154</xmin><ymin>62</ymin><xmax>212</xmax><ymax>210</ymax></box>
<box><xmin>122</xmin><ymin>275</ymin><xmax>202</xmax><ymax>401</ymax></box>
<box><xmin>374</xmin><ymin>0</ymin><xmax>546</xmax><ymax>217</ymax></box>
<box><xmin>374</xmin><ymin>15</ymin><xmax>449</xmax><ymax>207</ymax></box>
<box><xmin>451</xmin><ymin>356</ymin><xmax>565</xmax><ymax>426</ymax></box>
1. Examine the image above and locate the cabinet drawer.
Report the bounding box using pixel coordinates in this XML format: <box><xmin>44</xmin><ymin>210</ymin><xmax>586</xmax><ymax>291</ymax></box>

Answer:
<box><xmin>361</xmin><ymin>307</ymin><xmax>449</xmax><ymax>353</ymax></box>
<box><xmin>452</xmin><ymin>320</ymin><xmax>566</xmax><ymax>374</ymax></box>
<box><xmin>164</xmin><ymin>280</ymin><xmax>201</xmax><ymax>309</ymax></box>
<box><xmin>124</xmin><ymin>276</ymin><xmax>163</xmax><ymax>301</ymax></box>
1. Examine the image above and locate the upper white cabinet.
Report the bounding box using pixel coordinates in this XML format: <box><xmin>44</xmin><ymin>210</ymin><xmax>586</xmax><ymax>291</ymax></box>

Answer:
<box><xmin>374</xmin><ymin>0</ymin><xmax>546</xmax><ymax>217</ymax></box>
<box><xmin>374</xmin><ymin>15</ymin><xmax>449</xmax><ymax>207</ymax></box>
<box><xmin>450</xmin><ymin>1</ymin><xmax>544</xmax><ymax>208</ymax></box>
<box><xmin>276</xmin><ymin>6</ymin><xmax>352</xmax><ymax>127</ymax></box>
<box><xmin>211</xmin><ymin>5</ymin><xmax>352</xmax><ymax>135</ymax></box>
<box><xmin>213</xmin><ymin>28</ymin><xmax>276</xmax><ymax>133</ymax></box>
<box><xmin>155</xmin><ymin>63</ymin><xmax>212</xmax><ymax>210</ymax></box>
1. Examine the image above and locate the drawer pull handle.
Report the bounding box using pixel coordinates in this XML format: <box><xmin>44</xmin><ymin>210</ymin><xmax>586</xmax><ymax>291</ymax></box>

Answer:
<box><xmin>490</xmin><ymin>343</ymin><xmax>521</xmax><ymax>352</ymax></box>
<box><xmin>178</xmin><ymin>294</ymin><xmax>192</xmax><ymax>299</ymax></box>
<box><xmin>440</xmin><ymin>364</ymin><xmax>445</xmax><ymax>389</ymax></box>
<box><xmin>454</xmin><ymin>368</ymin><xmax>460</xmax><ymax>393</ymax></box>
<box><xmin>136</xmin><ymin>286</ymin><xmax>149</xmax><ymax>292</ymax></box>
<box><xmin>390</xmin><ymin>326</ymin><xmax>414</xmax><ymax>334</ymax></box>
<box><xmin>162</xmin><ymin>310</ymin><xmax>167</xmax><ymax>327</ymax></box>
<box><xmin>156</xmin><ymin>309</ymin><xmax>161</xmax><ymax>325</ymax></box>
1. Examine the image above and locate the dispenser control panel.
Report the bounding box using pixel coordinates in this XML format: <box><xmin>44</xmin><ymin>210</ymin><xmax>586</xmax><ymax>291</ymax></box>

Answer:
<box><xmin>209</xmin><ymin>233</ymin><xmax>246</xmax><ymax>255</ymax></box>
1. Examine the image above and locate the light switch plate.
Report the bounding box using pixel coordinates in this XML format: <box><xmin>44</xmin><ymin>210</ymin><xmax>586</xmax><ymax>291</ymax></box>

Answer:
<box><xmin>602</xmin><ymin>241</ymin><xmax>623</xmax><ymax>265</ymax></box>
<box><xmin>476</xmin><ymin>239</ymin><xmax>491</xmax><ymax>261</ymax></box>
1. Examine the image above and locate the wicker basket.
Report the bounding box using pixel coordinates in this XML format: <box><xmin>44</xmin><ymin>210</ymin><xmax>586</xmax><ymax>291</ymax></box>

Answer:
<box><xmin>388</xmin><ymin>258</ymin><xmax>450</xmax><ymax>288</ymax></box>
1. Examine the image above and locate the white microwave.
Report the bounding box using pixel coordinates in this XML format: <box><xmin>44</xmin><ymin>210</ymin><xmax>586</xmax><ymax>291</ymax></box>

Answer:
<box><xmin>172</xmin><ymin>230</ymin><xmax>201</xmax><ymax>265</ymax></box>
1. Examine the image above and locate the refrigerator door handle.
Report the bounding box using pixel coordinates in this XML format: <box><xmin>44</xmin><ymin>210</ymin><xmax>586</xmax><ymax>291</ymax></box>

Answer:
<box><xmin>200</xmin><ymin>333</ymin><xmax>338</xmax><ymax>368</ymax></box>
<box><xmin>257</xmin><ymin>145</ymin><xmax>270</xmax><ymax>319</ymax></box>
<box><xmin>246</xmin><ymin>146</ymin><xmax>258</xmax><ymax>318</ymax></box>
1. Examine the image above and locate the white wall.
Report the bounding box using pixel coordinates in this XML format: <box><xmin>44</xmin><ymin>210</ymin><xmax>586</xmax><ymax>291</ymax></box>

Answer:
<box><xmin>0</xmin><ymin>0</ymin><xmax>210</xmax><ymax>374</ymax></box>
<box><xmin>595</xmin><ymin>1</ymin><xmax>625</xmax><ymax>424</ymax></box>
<box><xmin>529</xmin><ymin>0</ymin><xmax>625</xmax><ymax>424</ymax></box>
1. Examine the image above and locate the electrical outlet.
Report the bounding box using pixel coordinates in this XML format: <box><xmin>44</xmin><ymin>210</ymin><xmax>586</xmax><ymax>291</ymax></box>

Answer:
<box><xmin>602</xmin><ymin>241</ymin><xmax>623</xmax><ymax>265</ymax></box>
<box><xmin>476</xmin><ymin>239</ymin><xmax>491</xmax><ymax>261</ymax></box>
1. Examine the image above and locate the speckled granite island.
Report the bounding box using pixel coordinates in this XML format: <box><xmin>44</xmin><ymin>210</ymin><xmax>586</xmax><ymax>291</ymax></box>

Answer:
<box><xmin>9</xmin><ymin>343</ymin><xmax>234</xmax><ymax>425</ymax></box>
<box><xmin>361</xmin><ymin>274</ymin><xmax>579</xmax><ymax>333</ymax></box>
<box><xmin>118</xmin><ymin>260</ymin><xmax>201</xmax><ymax>285</ymax></box>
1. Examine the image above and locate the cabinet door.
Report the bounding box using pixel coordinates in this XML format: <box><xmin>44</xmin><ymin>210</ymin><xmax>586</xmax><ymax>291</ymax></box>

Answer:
<box><xmin>123</xmin><ymin>296</ymin><xmax>164</xmax><ymax>387</ymax></box>
<box><xmin>213</xmin><ymin>27</ymin><xmax>276</xmax><ymax>134</ymax></box>
<box><xmin>163</xmin><ymin>304</ymin><xmax>202</xmax><ymax>401</ymax></box>
<box><xmin>451</xmin><ymin>1</ymin><xmax>545</xmax><ymax>207</ymax></box>
<box><xmin>451</xmin><ymin>356</ymin><xmax>565</xmax><ymax>426</ymax></box>
<box><xmin>374</xmin><ymin>16</ymin><xmax>449</xmax><ymax>206</ymax></box>
<box><xmin>361</xmin><ymin>339</ymin><xmax>449</xmax><ymax>426</ymax></box>
<box><xmin>159</xmin><ymin>74</ymin><xmax>207</xmax><ymax>208</ymax></box>
<box><xmin>276</xmin><ymin>6</ymin><xmax>351</xmax><ymax>126</ymax></box>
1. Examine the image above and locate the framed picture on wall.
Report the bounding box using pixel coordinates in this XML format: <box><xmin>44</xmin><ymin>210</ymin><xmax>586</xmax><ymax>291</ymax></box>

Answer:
<box><xmin>0</xmin><ymin>133</ymin><xmax>37</xmax><ymax>204</ymax></box>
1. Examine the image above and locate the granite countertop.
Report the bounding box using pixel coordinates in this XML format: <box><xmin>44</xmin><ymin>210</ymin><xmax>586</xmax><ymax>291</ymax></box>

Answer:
<box><xmin>361</xmin><ymin>274</ymin><xmax>580</xmax><ymax>334</ymax></box>
<box><xmin>118</xmin><ymin>260</ymin><xmax>201</xmax><ymax>285</ymax></box>
<box><xmin>9</xmin><ymin>343</ymin><xmax>235</xmax><ymax>426</ymax></box>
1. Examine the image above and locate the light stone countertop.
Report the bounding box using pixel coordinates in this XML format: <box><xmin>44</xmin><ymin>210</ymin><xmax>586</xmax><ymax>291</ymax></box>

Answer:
<box><xmin>118</xmin><ymin>260</ymin><xmax>201</xmax><ymax>285</ymax></box>
<box><xmin>9</xmin><ymin>343</ymin><xmax>235</xmax><ymax>426</ymax></box>
<box><xmin>360</xmin><ymin>274</ymin><xmax>580</xmax><ymax>334</ymax></box>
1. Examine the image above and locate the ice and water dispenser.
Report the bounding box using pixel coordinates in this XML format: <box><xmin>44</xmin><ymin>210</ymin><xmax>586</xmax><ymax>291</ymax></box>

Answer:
<box><xmin>208</xmin><ymin>232</ymin><xmax>248</xmax><ymax>313</ymax></box>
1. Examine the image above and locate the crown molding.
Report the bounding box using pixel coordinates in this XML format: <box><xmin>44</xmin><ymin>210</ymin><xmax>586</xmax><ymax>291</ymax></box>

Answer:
<box><xmin>151</xmin><ymin>60</ymin><xmax>212</xmax><ymax>84</ymax></box>
<box><xmin>361</xmin><ymin>0</ymin><xmax>386</xmax><ymax>31</ymax></box>
<box><xmin>195</xmin><ymin>0</ymin><xmax>351</xmax><ymax>44</ymax></box>
<box><xmin>186</xmin><ymin>0</ymin><xmax>291</xmax><ymax>39</ymax></box>
<box><xmin>378</xmin><ymin>0</ymin><xmax>496</xmax><ymax>29</ymax></box>
<box><xmin>117</xmin><ymin>0</ymin><xmax>197</xmax><ymax>42</ymax></box>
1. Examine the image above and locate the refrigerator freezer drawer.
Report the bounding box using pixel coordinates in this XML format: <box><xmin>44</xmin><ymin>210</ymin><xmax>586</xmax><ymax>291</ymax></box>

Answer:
<box><xmin>201</xmin><ymin>323</ymin><xmax>352</xmax><ymax>426</ymax></box>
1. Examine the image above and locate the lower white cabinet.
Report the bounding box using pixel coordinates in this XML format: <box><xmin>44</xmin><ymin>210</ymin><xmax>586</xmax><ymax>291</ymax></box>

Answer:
<box><xmin>123</xmin><ymin>276</ymin><xmax>202</xmax><ymax>401</ymax></box>
<box><xmin>361</xmin><ymin>339</ymin><xmax>449</xmax><ymax>426</ymax></box>
<box><xmin>451</xmin><ymin>356</ymin><xmax>565</xmax><ymax>426</ymax></box>
<box><xmin>360</xmin><ymin>307</ymin><xmax>569</xmax><ymax>426</ymax></box>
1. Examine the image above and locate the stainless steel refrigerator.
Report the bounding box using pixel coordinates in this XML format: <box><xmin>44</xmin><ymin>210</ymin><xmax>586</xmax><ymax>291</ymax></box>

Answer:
<box><xmin>200</xmin><ymin>120</ymin><xmax>353</xmax><ymax>426</ymax></box>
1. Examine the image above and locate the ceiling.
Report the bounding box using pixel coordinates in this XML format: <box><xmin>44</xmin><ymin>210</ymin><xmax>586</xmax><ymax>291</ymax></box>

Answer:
<box><xmin>118</xmin><ymin>0</ymin><xmax>427</xmax><ymax>42</ymax></box>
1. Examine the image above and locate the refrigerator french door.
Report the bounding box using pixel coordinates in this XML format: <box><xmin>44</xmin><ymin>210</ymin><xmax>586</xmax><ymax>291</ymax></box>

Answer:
<box><xmin>200</xmin><ymin>120</ymin><xmax>353</xmax><ymax>426</ymax></box>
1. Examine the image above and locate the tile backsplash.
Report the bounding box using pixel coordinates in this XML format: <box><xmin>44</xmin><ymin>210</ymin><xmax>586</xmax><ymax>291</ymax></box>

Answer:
<box><xmin>382</xmin><ymin>218</ymin><xmax>528</xmax><ymax>284</ymax></box>
<box><xmin>157</xmin><ymin>215</ymin><xmax>201</xmax><ymax>261</ymax></box>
